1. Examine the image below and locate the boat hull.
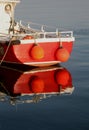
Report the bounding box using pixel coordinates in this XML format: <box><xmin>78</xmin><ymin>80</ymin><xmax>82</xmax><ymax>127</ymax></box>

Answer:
<box><xmin>0</xmin><ymin>40</ymin><xmax>74</xmax><ymax>66</ymax></box>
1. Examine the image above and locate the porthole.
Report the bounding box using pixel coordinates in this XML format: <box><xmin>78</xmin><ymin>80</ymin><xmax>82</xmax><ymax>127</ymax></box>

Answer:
<box><xmin>5</xmin><ymin>4</ymin><xmax>12</xmax><ymax>14</ymax></box>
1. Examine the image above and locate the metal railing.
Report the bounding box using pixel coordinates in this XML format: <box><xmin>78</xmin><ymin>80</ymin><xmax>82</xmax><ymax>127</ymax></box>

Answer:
<box><xmin>19</xmin><ymin>21</ymin><xmax>73</xmax><ymax>39</ymax></box>
<box><xmin>0</xmin><ymin>21</ymin><xmax>74</xmax><ymax>41</ymax></box>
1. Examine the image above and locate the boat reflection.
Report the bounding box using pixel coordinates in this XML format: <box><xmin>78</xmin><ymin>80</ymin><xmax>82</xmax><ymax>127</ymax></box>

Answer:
<box><xmin>0</xmin><ymin>65</ymin><xmax>74</xmax><ymax>105</ymax></box>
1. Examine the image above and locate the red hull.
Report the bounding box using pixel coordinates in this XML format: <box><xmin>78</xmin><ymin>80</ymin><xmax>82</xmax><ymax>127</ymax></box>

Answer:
<box><xmin>0</xmin><ymin>65</ymin><xmax>74</xmax><ymax>96</ymax></box>
<box><xmin>0</xmin><ymin>41</ymin><xmax>73</xmax><ymax>66</ymax></box>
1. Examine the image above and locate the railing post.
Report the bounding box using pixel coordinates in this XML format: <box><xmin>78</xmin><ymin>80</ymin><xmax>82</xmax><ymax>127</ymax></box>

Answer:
<box><xmin>56</xmin><ymin>28</ymin><xmax>59</xmax><ymax>37</ymax></box>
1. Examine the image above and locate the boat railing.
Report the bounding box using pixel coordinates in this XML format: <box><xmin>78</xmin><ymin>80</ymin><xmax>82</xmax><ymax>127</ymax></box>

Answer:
<box><xmin>18</xmin><ymin>21</ymin><xmax>73</xmax><ymax>39</ymax></box>
<box><xmin>0</xmin><ymin>31</ymin><xmax>73</xmax><ymax>41</ymax></box>
<box><xmin>10</xmin><ymin>31</ymin><xmax>73</xmax><ymax>39</ymax></box>
<box><xmin>41</xmin><ymin>31</ymin><xmax>73</xmax><ymax>38</ymax></box>
<box><xmin>0</xmin><ymin>89</ymin><xmax>74</xmax><ymax>105</ymax></box>
<box><xmin>0</xmin><ymin>20</ymin><xmax>73</xmax><ymax>41</ymax></box>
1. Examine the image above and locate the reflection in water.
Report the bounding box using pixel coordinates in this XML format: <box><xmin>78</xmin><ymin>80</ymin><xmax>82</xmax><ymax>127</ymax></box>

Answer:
<box><xmin>0</xmin><ymin>65</ymin><xmax>74</xmax><ymax>105</ymax></box>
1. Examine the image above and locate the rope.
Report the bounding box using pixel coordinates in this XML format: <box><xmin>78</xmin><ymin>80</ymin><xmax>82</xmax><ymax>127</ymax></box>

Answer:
<box><xmin>22</xmin><ymin>20</ymin><xmax>70</xmax><ymax>31</ymax></box>
<box><xmin>0</xmin><ymin>37</ymin><xmax>12</xmax><ymax>65</ymax></box>
<box><xmin>21</xmin><ymin>20</ymin><xmax>57</xmax><ymax>29</ymax></box>
<box><xmin>0</xmin><ymin>81</ymin><xmax>10</xmax><ymax>95</ymax></box>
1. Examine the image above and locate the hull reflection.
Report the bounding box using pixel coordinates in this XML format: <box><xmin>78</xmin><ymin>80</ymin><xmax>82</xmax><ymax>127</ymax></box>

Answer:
<box><xmin>0</xmin><ymin>65</ymin><xmax>74</xmax><ymax>105</ymax></box>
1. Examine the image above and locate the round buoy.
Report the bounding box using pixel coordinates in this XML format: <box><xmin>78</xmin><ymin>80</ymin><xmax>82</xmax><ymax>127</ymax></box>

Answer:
<box><xmin>30</xmin><ymin>76</ymin><xmax>44</xmax><ymax>93</ymax></box>
<box><xmin>55</xmin><ymin>69</ymin><xmax>70</xmax><ymax>86</ymax></box>
<box><xmin>56</xmin><ymin>48</ymin><xmax>70</xmax><ymax>62</ymax></box>
<box><xmin>31</xmin><ymin>45</ymin><xmax>44</xmax><ymax>60</ymax></box>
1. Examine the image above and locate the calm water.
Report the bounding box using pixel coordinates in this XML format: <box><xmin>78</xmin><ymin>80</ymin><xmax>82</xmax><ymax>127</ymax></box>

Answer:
<box><xmin>0</xmin><ymin>0</ymin><xmax>89</xmax><ymax>130</ymax></box>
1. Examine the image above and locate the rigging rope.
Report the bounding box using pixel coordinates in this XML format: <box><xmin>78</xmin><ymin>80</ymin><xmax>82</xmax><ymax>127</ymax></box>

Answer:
<box><xmin>19</xmin><ymin>20</ymin><xmax>61</xmax><ymax>30</ymax></box>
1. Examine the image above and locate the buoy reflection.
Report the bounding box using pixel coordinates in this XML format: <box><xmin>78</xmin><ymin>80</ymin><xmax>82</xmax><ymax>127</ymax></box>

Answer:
<box><xmin>0</xmin><ymin>65</ymin><xmax>74</xmax><ymax>105</ymax></box>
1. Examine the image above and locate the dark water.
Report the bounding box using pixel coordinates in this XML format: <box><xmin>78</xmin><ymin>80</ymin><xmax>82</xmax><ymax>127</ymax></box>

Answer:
<box><xmin>0</xmin><ymin>33</ymin><xmax>89</xmax><ymax>130</ymax></box>
<box><xmin>0</xmin><ymin>0</ymin><xmax>89</xmax><ymax>130</ymax></box>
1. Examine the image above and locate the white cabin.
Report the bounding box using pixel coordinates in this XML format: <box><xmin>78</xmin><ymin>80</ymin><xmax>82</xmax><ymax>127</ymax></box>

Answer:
<box><xmin>0</xmin><ymin>0</ymin><xmax>20</xmax><ymax>34</ymax></box>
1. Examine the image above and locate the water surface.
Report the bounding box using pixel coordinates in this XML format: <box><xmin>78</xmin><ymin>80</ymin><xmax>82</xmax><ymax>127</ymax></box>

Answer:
<box><xmin>0</xmin><ymin>0</ymin><xmax>89</xmax><ymax>130</ymax></box>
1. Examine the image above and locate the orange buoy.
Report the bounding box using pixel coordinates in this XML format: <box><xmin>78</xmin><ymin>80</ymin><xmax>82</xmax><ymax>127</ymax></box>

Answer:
<box><xmin>23</xmin><ymin>35</ymin><xmax>33</xmax><ymax>40</ymax></box>
<box><xmin>31</xmin><ymin>76</ymin><xmax>44</xmax><ymax>93</ymax></box>
<box><xmin>56</xmin><ymin>48</ymin><xmax>70</xmax><ymax>62</ymax></box>
<box><xmin>56</xmin><ymin>69</ymin><xmax>70</xmax><ymax>86</ymax></box>
<box><xmin>31</xmin><ymin>45</ymin><xmax>44</xmax><ymax>60</ymax></box>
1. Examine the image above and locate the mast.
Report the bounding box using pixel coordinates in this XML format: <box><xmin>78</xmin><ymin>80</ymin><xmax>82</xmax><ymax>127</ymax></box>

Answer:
<box><xmin>0</xmin><ymin>0</ymin><xmax>20</xmax><ymax>34</ymax></box>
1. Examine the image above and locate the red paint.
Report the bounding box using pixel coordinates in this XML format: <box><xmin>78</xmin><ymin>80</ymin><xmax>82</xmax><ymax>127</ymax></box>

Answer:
<box><xmin>30</xmin><ymin>76</ymin><xmax>45</xmax><ymax>93</ymax></box>
<box><xmin>55</xmin><ymin>69</ymin><xmax>70</xmax><ymax>86</ymax></box>
<box><xmin>0</xmin><ymin>66</ymin><xmax>73</xmax><ymax>95</ymax></box>
<box><xmin>0</xmin><ymin>41</ymin><xmax>73</xmax><ymax>64</ymax></box>
<box><xmin>56</xmin><ymin>48</ymin><xmax>70</xmax><ymax>62</ymax></box>
<box><xmin>30</xmin><ymin>45</ymin><xmax>44</xmax><ymax>60</ymax></box>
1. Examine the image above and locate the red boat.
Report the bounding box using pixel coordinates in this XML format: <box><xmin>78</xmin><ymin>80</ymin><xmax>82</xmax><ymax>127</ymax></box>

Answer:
<box><xmin>0</xmin><ymin>0</ymin><xmax>75</xmax><ymax>66</ymax></box>
<box><xmin>0</xmin><ymin>65</ymin><xmax>74</xmax><ymax>105</ymax></box>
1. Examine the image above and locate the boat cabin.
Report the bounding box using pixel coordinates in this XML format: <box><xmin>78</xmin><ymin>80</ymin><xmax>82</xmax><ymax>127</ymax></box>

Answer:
<box><xmin>0</xmin><ymin>0</ymin><xmax>20</xmax><ymax>34</ymax></box>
